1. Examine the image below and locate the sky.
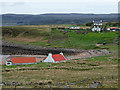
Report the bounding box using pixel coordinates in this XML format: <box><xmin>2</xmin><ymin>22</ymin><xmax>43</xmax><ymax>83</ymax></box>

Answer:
<box><xmin>0</xmin><ymin>0</ymin><xmax>119</xmax><ymax>14</ymax></box>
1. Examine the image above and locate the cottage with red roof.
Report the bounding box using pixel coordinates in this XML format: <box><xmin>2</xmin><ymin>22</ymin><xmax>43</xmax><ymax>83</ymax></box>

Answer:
<box><xmin>6</xmin><ymin>57</ymin><xmax>37</xmax><ymax>66</ymax></box>
<box><xmin>43</xmin><ymin>52</ymin><xmax>66</xmax><ymax>63</ymax></box>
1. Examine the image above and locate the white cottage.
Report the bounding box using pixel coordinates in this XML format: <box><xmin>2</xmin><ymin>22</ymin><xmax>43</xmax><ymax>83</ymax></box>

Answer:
<box><xmin>91</xmin><ymin>20</ymin><xmax>103</xmax><ymax>32</ymax></box>
<box><xmin>43</xmin><ymin>52</ymin><xmax>66</xmax><ymax>63</ymax></box>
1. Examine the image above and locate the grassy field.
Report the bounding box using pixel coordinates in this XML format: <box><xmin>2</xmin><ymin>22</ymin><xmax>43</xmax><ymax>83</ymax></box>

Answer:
<box><xmin>2</xmin><ymin>25</ymin><xmax>119</xmax><ymax>88</ymax></box>
<box><xmin>2</xmin><ymin>55</ymin><xmax>118</xmax><ymax>88</ymax></box>
<box><xmin>2</xmin><ymin>44</ymin><xmax>118</xmax><ymax>88</ymax></box>
<box><xmin>53</xmin><ymin>31</ymin><xmax>117</xmax><ymax>49</ymax></box>
<box><xmin>2</xmin><ymin>25</ymin><xmax>51</xmax><ymax>46</ymax></box>
<box><xmin>2</xmin><ymin>25</ymin><xmax>118</xmax><ymax>49</ymax></box>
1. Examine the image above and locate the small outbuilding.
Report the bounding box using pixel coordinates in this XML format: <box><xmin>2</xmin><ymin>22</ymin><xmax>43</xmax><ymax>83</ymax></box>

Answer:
<box><xmin>43</xmin><ymin>52</ymin><xmax>66</xmax><ymax>63</ymax></box>
<box><xmin>69</xmin><ymin>26</ymin><xmax>80</xmax><ymax>30</ymax></box>
<box><xmin>6</xmin><ymin>57</ymin><xmax>37</xmax><ymax>66</ymax></box>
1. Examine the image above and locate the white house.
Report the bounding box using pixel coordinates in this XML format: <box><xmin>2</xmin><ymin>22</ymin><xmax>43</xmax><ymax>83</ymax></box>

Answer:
<box><xmin>91</xmin><ymin>20</ymin><xmax>103</xmax><ymax>32</ymax></box>
<box><xmin>43</xmin><ymin>52</ymin><xmax>66</xmax><ymax>63</ymax></box>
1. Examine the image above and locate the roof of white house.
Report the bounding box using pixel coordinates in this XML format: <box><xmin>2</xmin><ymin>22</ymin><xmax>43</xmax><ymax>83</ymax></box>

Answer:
<box><xmin>43</xmin><ymin>52</ymin><xmax>66</xmax><ymax>62</ymax></box>
<box><xmin>93</xmin><ymin>20</ymin><xmax>103</xmax><ymax>25</ymax></box>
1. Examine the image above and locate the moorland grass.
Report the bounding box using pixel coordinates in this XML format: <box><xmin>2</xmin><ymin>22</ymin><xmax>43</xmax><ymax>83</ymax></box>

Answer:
<box><xmin>2</xmin><ymin>25</ymin><xmax>118</xmax><ymax>49</ymax></box>
<box><xmin>2</xmin><ymin>55</ymin><xmax>118</xmax><ymax>88</ymax></box>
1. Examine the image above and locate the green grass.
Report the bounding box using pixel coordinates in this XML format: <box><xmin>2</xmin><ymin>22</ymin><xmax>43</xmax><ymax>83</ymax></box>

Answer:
<box><xmin>2</xmin><ymin>39</ymin><xmax>118</xmax><ymax>88</ymax></box>
<box><xmin>29</xmin><ymin>41</ymin><xmax>48</xmax><ymax>47</ymax></box>
<box><xmin>1</xmin><ymin>25</ymin><xmax>119</xmax><ymax>88</ymax></box>
<box><xmin>2</xmin><ymin>63</ymin><xmax>36</xmax><ymax>69</ymax></box>
<box><xmin>2</xmin><ymin>55</ymin><xmax>118</xmax><ymax>88</ymax></box>
<box><xmin>85</xmin><ymin>55</ymin><xmax>118</xmax><ymax>62</ymax></box>
<box><xmin>2</xmin><ymin>25</ymin><xmax>118</xmax><ymax>50</ymax></box>
<box><xmin>2</xmin><ymin>26</ymin><xmax>50</xmax><ymax>37</ymax></box>
<box><xmin>65</xmin><ymin>32</ymin><xmax>118</xmax><ymax>49</ymax></box>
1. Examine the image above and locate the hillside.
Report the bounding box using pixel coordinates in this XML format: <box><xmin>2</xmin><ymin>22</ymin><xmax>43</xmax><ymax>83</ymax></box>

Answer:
<box><xmin>1</xmin><ymin>13</ymin><xmax>118</xmax><ymax>26</ymax></box>
<box><xmin>2</xmin><ymin>25</ymin><xmax>118</xmax><ymax>50</ymax></box>
<box><xmin>2</xmin><ymin>25</ymin><xmax>118</xmax><ymax>88</ymax></box>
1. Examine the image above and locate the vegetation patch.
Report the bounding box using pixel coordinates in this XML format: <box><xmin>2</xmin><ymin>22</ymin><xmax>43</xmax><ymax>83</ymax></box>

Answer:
<box><xmin>2</xmin><ymin>25</ymin><xmax>118</xmax><ymax>49</ymax></box>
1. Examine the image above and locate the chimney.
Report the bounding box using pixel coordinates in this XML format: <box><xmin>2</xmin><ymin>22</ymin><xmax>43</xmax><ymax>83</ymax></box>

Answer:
<box><xmin>48</xmin><ymin>52</ymin><xmax>52</xmax><ymax>56</ymax></box>
<box><xmin>60</xmin><ymin>52</ymin><xmax>63</xmax><ymax>55</ymax></box>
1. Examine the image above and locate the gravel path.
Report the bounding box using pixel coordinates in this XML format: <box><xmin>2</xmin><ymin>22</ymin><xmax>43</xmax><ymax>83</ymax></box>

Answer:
<box><xmin>66</xmin><ymin>49</ymin><xmax>111</xmax><ymax>60</ymax></box>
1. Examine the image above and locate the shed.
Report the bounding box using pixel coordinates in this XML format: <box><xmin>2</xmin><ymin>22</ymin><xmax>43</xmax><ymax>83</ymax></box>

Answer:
<box><xmin>6</xmin><ymin>57</ymin><xmax>37</xmax><ymax>66</ymax></box>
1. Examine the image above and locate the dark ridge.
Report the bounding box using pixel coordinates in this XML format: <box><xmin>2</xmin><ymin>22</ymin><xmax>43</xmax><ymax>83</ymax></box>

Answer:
<box><xmin>1</xmin><ymin>13</ymin><xmax>118</xmax><ymax>25</ymax></box>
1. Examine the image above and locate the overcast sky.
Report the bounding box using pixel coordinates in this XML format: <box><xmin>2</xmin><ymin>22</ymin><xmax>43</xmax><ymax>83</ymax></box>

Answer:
<box><xmin>1</xmin><ymin>0</ymin><xmax>119</xmax><ymax>14</ymax></box>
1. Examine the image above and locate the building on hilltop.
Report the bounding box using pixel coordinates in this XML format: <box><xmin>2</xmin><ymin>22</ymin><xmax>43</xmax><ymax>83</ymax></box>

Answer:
<box><xmin>91</xmin><ymin>20</ymin><xmax>103</xmax><ymax>32</ymax></box>
<box><xmin>69</xmin><ymin>26</ymin><xmax>80</xmax><ymax>30</ymax></box>
<box><xmin>6</xmin><ymin>57</ymin><xmax>37</xmax><ymax>66</ymax></box>
<box><xmin>43</xmin><ymin>52</ymin><xmax>66</xmax><ymax>63</ymax></box>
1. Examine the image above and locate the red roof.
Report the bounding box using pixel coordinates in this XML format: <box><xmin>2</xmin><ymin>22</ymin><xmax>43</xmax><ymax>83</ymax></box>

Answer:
<box><xmin>52</xmin><ymin>54</ymin><xmax>66</xmax><ymax>61</ymax></box>
<box><xmin>11</xmin><ymin>57</ymin><xmax>37</xmax><ymax>64</ymax></box>
<box><xmin>110</xmin><ymin>27</ymin><xmax>116</xmax><ymax>29</ymax></box>
<box><xmin>43</xmin><ymin>57</ymin><xmax>47</xmax><ymax>60</ymax></box>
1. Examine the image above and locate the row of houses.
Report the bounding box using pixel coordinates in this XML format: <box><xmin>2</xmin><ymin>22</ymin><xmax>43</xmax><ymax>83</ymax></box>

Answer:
<box><xmin>107</xmin><ymin>27</ymin><xmax>120</xmax><ymax>31</ymax></box>
<box><xmin>54</xmin><ymin>26</ymin><xmax>90</xmax><ymax>30</ymax></box>
<box><xmin>6</xmin><ymin>52</ymin><xmax>66</xmax><ymax>66</ymax></box>
<box><xmin>55</xmin><ymin>20</ymin><xmax>119</xmax><ymax>32</ymax></box>
<box><xmin>54</xmin><ymin>20</ymin><xmax>103</xmax><ymax>31</ymax></box>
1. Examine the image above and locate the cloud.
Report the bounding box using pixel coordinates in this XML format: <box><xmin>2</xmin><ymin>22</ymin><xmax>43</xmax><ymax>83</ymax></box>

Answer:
<box><xmin>1</xmin><ymin>1</ymin><xmax>118</xmax><ymax>14</ymax></box>
<box><xmin>12</xmin><ymin>2</ymin><xmax>26</xmax><ymax>6</ymax></box>
<box><xmin>1</xmin><ymin>0</ymin><xmax>119</xmax><ymax>2</ymax></box>
<box><xmin>2</xmin><ymin>2</ymin><xmax>25</xmax><ymax>6</ymax></box>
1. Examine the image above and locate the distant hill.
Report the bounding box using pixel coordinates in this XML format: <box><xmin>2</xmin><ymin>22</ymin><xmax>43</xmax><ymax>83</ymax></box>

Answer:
<box><xmin>1</xmin><ymin>13</ymin><xmax>118</xmax><ymax>25</ymax></box>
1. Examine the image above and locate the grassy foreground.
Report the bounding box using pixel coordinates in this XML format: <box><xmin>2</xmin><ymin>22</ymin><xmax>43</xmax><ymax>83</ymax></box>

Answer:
<box><xmin>2</xmin><ymin>55</ymin><xmax>118</xmax><ymax>88</ymax></box>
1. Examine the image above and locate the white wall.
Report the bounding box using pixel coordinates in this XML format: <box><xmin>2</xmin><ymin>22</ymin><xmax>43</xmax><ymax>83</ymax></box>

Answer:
<box><xmin>44</xmin><ymin>53</ymin><xmax>55</xmax><ymax>63</ymax></box>
<box><xmin>6</xmin><ymin>61</ymin><xmax>12</xmax><ymax>66</ymax></box>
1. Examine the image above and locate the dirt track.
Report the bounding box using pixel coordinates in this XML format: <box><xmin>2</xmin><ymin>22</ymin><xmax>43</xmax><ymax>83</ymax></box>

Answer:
<box><xmin>66</xmin><ymin>49</ymin><xmax>111</xmax><ymax>60</ymax></box>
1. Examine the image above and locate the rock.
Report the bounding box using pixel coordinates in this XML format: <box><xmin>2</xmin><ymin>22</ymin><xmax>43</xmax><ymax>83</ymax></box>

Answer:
<box><xmin>55</xmin><ymin>83</ymin><xmax>62</xmax><ymax>86</ymax></box>
<box><xmin>63</xmin><ymin>85</ymin><xmax>70</xmax><ymax>88</ymax></box>
<box><xmin>103</xmin><ymin>42</ymin><xmax>106</xmax><ymax>45</ymax></box>
<box><xmin>38</xmin><ymin>82</ymin><xmax>43</xmax><ymax>85</ymax></box>
<box><xmin>99</xmin><ymin>50</ymin><xmax>108</xmax><ymax>55</ymax></box>
<box><xmin>66</xmin><ymin>82</ymin><xmax>75</xmax><ymax>85</ymax></box>
<box><xmin>16</xmin><ymin>82</ymin><xmax>22</xmax><ymax>86</ymax></box>
<box><xmin>0</xmin><ymin>83</ymin><xmax>5</xmax><ymax>86</ymax></box>
<box><xmin>0</xmin><ymin>82</ymin><xmax>6</xmax><ymax>86</ymax></box>
<box><xmin>10</xmin><ymin>82</ymin><xmax>16</xmax><ymax>86</ymax></box>
<box><xmin>26</xmin><ymin>82</ymin><xmax>33</xmax><ymax>85</ymax></box>
<box><xmin>89</xmin><ymin>81</ymin><xmax>102</xmax><ymax>88</ymax></box>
